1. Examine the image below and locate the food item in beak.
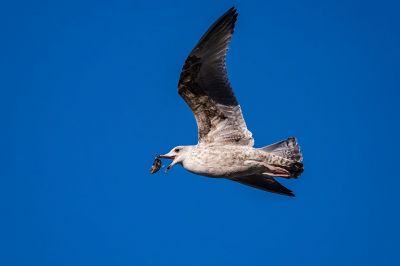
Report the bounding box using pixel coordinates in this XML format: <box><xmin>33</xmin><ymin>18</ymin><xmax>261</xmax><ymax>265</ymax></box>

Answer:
<box><xmin>150</xmin><ymin>156</ymin><xmax>162</xmax><ymax>174</ymax></box>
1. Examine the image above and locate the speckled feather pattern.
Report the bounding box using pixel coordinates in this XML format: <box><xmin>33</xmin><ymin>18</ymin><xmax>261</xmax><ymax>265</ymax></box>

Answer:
<box><xmin>160</xmin><ymin>7</ymin><xmax>304</xmax><ymax>196</ymax></box>
<box><xmin>182</xmin><ymin>144</ymin><xmax>301</xmax><ymax>178</ymax></box>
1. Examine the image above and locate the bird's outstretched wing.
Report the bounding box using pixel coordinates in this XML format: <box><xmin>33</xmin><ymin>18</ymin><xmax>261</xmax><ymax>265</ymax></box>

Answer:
<box><xmin>178</xmin><ymin>7</ymin><xmax>253</xmax><ymax>146</ymax></box>
<box><xmin>231</xmin><ymin>175</ymin><xmax>295</xmax><ymax>197</ymax></box>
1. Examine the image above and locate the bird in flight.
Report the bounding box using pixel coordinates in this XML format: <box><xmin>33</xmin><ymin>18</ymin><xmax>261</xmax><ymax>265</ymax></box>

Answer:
<box><xmin>155</xmin><ymin>7</ymin><xmax>303</xmax><ymax>196</ymax></box>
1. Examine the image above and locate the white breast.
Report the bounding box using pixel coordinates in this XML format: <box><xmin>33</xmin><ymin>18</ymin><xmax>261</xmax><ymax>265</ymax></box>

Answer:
<box><xmin>181</xmin><ymin>145</ymin><xmax>262</xmax><ymax>178</ymax></box>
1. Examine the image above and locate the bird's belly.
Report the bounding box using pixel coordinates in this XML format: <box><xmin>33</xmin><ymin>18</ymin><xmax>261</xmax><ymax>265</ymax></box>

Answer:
<box><xmin>183</xmin><ymin>149</ymin><xmax>264</xmax><ymax>178</ymax></box>
<box><xmin>184</xmin><ymin>161</ymin><xmax>262</xmax><ymax>178</ymax></box>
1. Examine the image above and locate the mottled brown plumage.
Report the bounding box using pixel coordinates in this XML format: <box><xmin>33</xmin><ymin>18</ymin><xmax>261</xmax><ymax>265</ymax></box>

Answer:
<box><xmin>178</xmin><ymin>7</ymin><xmax>253</xmax><ymax>145</ymax></box>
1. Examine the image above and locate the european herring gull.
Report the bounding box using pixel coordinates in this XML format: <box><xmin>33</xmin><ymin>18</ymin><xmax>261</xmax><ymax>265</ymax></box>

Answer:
<box><xmin>157</xmin><ymin>7</ymin><xmax>304</xmax><ymax>196</ymax></box>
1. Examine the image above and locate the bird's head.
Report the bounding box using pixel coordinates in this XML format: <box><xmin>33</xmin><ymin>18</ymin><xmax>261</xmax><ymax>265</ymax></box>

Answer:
<box><xmin>159</xmin><ymin>145</ymin><xmax>194</xmax><ymax>172</ymax></box>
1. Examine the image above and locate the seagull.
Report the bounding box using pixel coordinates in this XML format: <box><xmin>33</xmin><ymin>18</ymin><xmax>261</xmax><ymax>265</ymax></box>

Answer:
<box><xmin>158</xmin><ymin>7</ymin><xmax>303</xmax><ymax>196</ymax></box>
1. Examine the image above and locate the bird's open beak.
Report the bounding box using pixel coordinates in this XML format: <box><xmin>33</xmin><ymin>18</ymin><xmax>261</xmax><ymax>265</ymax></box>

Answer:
<box><xmin>158</xmin><ymin>154</ymin><xmax>175</xmax><ymax>159</ymax></box>
<box><xmin>158</xmin><ymin>153</ymin><xmax>176</xmax><ymax>172</ymax></box>
<box><xmin>165</xmin><ymin>160</ymin><xmax>178</xmax><ymax>172</ymax></box>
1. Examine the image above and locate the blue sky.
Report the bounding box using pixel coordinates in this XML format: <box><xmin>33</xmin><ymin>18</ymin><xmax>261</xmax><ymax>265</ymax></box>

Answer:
<box><xmin>1</xmin><ymin>0</ymin><xmax>400</xmax><ymax>265</ymax></box>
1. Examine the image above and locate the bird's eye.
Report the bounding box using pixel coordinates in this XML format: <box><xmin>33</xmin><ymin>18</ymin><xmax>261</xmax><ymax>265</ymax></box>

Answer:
<box><xmin>174</xmin><ymin>148</ymin><xmax>180</xmax><ymax>153</ymax></box>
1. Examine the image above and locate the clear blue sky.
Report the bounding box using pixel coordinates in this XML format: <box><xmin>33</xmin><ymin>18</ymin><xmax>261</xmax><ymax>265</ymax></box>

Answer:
<box><xmin>1</xmin><ymin>0</ymin><xmax>400</xmax><ymax>265</ymax></box>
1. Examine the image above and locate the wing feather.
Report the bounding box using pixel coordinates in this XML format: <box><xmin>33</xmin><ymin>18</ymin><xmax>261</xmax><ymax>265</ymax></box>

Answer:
<box><xmin>232</xmin><ymin>175</ymin><xmax>295</xmax><ymax>197</ymax></box>
<box><xmin>178</xmin><ymin>7</ymin><xmax>253</xmax><ymax>145</ymax></box>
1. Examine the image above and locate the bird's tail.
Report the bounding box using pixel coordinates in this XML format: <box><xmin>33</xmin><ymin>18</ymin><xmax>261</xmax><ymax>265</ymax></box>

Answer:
<box><xmin>259</xmin><ymin>137</ymin><xmax>304</xmax><ymax>178</ymax></box>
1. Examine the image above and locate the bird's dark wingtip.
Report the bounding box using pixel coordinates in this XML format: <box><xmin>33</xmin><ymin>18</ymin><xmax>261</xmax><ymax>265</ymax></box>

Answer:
<box><xmin>230</xmin><ymin>7</ymin><xmax>238</xmax><ymax>17</ymax></box>
<box><xmin>280</xmin><ymin>188</ymin><xmax>295</xmax><ymax>197</ymax></box>
<box><xmin>287</xmin><ymin>192</ymin><xmax>296</xmax><ymax>197</ymax></box>
<box><xmin>222</xmin><ymin>6</ymin><xmax>238</xmax><ymax>20</ymax></box>
<box><xmin>228</xmin><ymin>6</ymin><xmax>237</xmax><ymax>13</ymax></box>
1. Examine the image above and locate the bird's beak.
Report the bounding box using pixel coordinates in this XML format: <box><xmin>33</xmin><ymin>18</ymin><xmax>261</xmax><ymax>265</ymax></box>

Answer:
<box><xmin>158</xmin><ymin>152</ymin><xmax>176</xmax><ymax>172</ymax></box>
<box><xmin>158</xmin><ymin>154</ymin><xmax>175</xmax><ymax>159</ymax></box>
<box><xmin>165</xmin><ymin>160</ymin><xmax>178</xmax><ymax>172</ymax></box>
